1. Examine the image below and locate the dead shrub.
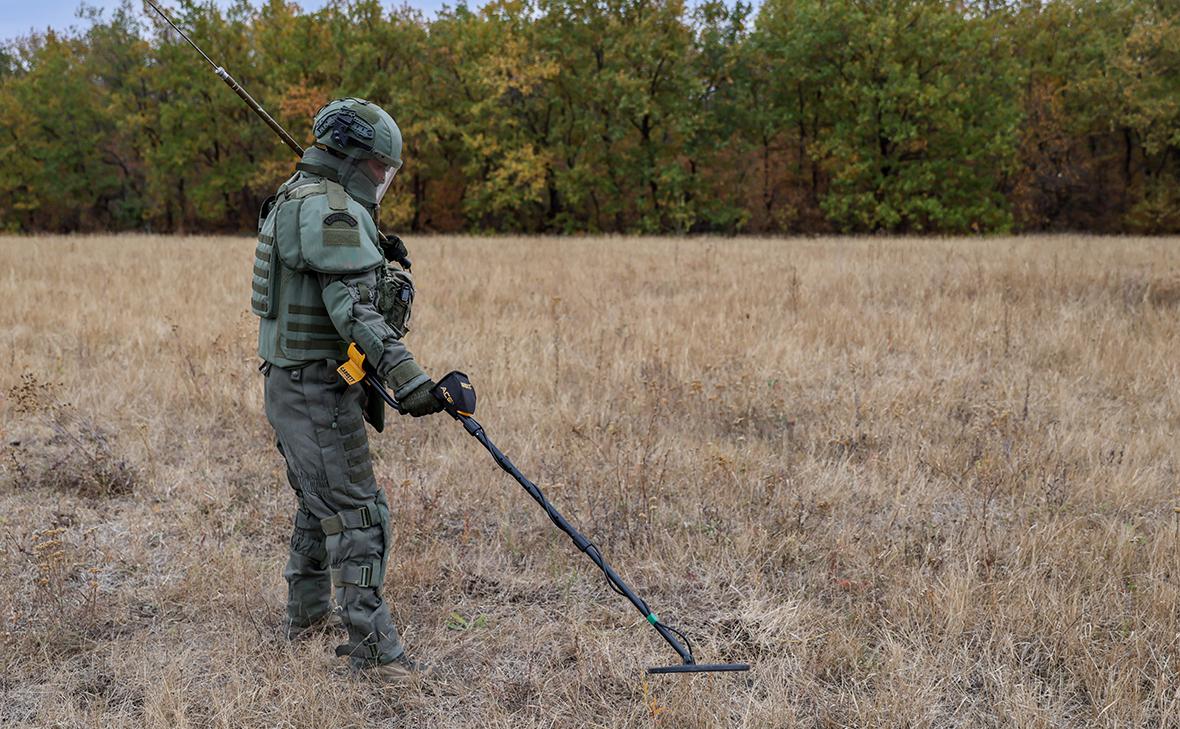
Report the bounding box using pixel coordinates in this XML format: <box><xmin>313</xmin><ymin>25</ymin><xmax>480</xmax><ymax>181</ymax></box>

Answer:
<box><xmin>4</xmin><ymin>373</ymin><xmax>138</xmax><ymax>498</ymax></box>
<box><xmin>2</xmin><ymin>520</ymin><xmax>116</xmax><ymax>660</ymax></box>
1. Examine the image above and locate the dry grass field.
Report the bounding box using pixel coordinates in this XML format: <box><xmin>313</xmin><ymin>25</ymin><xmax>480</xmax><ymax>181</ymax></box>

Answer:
<box><xmin>0</xmin><ymin>234</ymin><xmax>1177</xmax><ymax>728</ymax></box>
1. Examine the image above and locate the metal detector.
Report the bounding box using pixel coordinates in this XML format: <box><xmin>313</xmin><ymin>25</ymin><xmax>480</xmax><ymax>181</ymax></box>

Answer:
<box><xmin>338</xmin><ymin>347</ymin><xmax>749</xmax><ymax>674</ymax></box>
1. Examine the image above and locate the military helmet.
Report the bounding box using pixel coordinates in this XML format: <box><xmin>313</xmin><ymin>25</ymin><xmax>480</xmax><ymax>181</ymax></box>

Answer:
<box><xmin>308</xmin><ymin>97</ymin><xmax>403</xmax><ymax>206</ymax></box>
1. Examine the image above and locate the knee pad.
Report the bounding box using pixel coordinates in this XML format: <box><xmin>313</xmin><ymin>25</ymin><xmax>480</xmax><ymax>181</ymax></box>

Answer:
<box><xmin>323</xmin><ymin>501</ymin><xmax>390</xmax><ymax>587</ymax></box>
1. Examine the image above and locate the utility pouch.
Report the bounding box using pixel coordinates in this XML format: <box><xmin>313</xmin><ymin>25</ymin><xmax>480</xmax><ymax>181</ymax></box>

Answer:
<box><xmin>377</xmin><ymin>266</ymin><xmax>414</xmax><ymax>339</ymax></box>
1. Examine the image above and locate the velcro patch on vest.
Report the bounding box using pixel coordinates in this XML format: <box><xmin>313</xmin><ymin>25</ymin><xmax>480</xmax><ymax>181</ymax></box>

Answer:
<box><xmin>323</xmin><ymin>210</ymin><xmax>361</xmax><ymax>246</ymax></box>
<box><xmin>323</xmin><ymin>228</ymin><xmax>360</xmax><ymax>246</ymax></box>
<box><xmin>324</xmin><ymin>212</ymin><xmax>357</xmax><ymax>227</ymax></box>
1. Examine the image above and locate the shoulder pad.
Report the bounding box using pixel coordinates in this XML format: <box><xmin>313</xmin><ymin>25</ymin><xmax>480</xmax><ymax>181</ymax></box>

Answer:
<box><xmin>274</xmin><ymin>180</ymin><xmax>382</xmax><ymax>274</ymax></box>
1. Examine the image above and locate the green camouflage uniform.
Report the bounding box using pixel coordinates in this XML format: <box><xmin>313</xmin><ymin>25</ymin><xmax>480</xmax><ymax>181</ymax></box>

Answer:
<box><xmin>252</xmin><ymin>98</ymin><xmax>427</xmax><ymax>667</ymax></box>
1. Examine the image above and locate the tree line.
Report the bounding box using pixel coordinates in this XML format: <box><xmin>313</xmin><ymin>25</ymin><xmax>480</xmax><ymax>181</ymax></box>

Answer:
<box><xmin>1</xmin><ymin>0</ymin><xmax>1178</xmax><ymax>235</ymax></box>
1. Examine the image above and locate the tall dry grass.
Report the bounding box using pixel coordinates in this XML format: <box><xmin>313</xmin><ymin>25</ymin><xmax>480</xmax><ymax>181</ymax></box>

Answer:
<box><xmin>0</xmin><ymin>234</ymin><xmax>1177</xmax><ymax>728</ymax></box>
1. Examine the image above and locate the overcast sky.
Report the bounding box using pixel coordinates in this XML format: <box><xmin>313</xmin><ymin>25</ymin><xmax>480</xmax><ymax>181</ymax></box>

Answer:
<box><xmin>0</xmin><ymin>0</ymin><xmax>455</xmax><ymax>42</ymax></box>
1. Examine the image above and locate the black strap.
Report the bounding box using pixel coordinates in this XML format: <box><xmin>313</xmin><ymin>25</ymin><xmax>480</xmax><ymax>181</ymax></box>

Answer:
<box><xmin>334</xmin><ymin>641</ymin><xmax>380</xmax><ymax>659</ymax></box>
<box><xmin>321</xmin><ymin>504</ymin><xmax>377</xmax><ymax>535</ymax></box>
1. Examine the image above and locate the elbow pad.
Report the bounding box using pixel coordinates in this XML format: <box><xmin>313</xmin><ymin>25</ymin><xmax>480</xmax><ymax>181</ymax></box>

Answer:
<box><xmin>322</xmin><ymin>278</ymin><xmax>386</xmax><ymax>359</ymax></box>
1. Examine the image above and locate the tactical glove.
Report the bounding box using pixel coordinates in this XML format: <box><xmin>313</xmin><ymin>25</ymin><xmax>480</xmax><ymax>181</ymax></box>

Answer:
<box><xmin>399</xmin><ymin>380</ymin><xmax>444</xmax><ymax>417</ymax></box>
<box><xmin>384</xmin><ymin>359</ymin><xmax>443</xmax><ymax>417</ymax></box>
<box><xmin>378</xmin><ymin>232</ymin><xmax>411</xmax><ymax>269</ymax></box>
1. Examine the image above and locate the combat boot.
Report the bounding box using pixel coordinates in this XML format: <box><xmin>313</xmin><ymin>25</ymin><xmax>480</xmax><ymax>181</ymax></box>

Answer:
<box><xmin>361</xmin><ymin>653</ymin><xmax>436</xmax><ymax>683</ymax></box>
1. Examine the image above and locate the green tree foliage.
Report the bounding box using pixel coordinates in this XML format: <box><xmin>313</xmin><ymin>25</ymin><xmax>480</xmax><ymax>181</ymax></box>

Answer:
<box><xmin>757</xmin><ymin>0</ymin><xmax>1021</xmax><ymax>232</ymax></box>
<box><xmin>0</xmin><ymin>0</ymin><xmax>1177</xmax><ymax>234</ymax></box>
<box><xmin>1114</xmin><ymin>2</ymin><xmax>1180</xmax><ymax>231</ymax></box>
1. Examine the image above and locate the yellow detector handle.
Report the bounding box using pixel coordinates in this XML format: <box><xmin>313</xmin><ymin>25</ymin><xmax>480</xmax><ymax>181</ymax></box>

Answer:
<box><xmin>336</xmin><ymin>343</ymin><xmax>367</xmax><ymax>386</ymax></box>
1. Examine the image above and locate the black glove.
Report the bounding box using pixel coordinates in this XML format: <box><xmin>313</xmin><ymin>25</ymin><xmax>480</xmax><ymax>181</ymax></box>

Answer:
<box><xmin>398</xmin><ymin>379</ymin><xmax>444</xmax><ymax>417</ymax></box>
<box><xmin>378</xmin><ymin>232</ymin><xmax>412</xmax><ymax>269</ymax></box>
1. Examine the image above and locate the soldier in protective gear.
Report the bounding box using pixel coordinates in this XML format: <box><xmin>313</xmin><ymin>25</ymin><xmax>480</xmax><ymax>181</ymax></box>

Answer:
<box><xmin>250</xmin><ymin>97</ymin><xmax>442</xmax><ymax>681</ymax></box>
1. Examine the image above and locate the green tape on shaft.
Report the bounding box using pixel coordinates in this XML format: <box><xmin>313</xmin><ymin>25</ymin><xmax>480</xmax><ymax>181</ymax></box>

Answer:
<box><xmin>647</xmin><ymin>613</ymin><xmax>659</xmax><ymax>625</ymax></box>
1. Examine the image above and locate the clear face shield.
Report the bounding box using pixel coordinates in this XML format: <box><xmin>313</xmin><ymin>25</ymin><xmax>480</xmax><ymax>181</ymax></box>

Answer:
<box><xmin>362</xmin><ymin>157</ymin><xmax>401</xmax><ymax>204</ymax></box>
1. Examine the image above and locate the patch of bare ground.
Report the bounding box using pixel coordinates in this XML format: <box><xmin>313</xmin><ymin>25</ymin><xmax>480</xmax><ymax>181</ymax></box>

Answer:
<box><xmin>0</xmin><ymin>234</ymin><xmax>1177</xmax><ymax>727</ymax></box>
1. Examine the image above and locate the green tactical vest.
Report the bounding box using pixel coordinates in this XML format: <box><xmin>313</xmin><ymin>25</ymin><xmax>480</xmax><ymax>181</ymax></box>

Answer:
<box><xmin>252</xmin><ymin>174</ymin><xmax>384</xmax><ymax>368</ymax></box>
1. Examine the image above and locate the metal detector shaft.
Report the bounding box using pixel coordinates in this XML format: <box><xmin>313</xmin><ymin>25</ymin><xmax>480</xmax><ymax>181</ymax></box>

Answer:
<box><xmin>451</xmin><ymin>412</ymin><xmax>695</xmax><ymax>666</ymax></box>
<box><xmin>366</xmin><ymin>380</ymin><xmax>400</xmax><ymax>410</ymax></box>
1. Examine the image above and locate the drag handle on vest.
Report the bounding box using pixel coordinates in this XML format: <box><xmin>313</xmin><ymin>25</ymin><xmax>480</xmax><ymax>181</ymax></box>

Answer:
<box><xmin>431</xmin><ymin>373</ymin><xmax>750</xmax><ymax>676</ymax></box>
<box><xmin>143</xmin><ymin>0</ymin><xmax>305</xmax><ymax>158</ymax></box>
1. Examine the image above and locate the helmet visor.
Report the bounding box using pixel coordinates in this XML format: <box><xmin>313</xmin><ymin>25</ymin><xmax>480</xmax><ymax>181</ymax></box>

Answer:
<box><xmin>362</xmin><ymin>157</ymin><xmax>401</xmax><ymax>203</ymax></box>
